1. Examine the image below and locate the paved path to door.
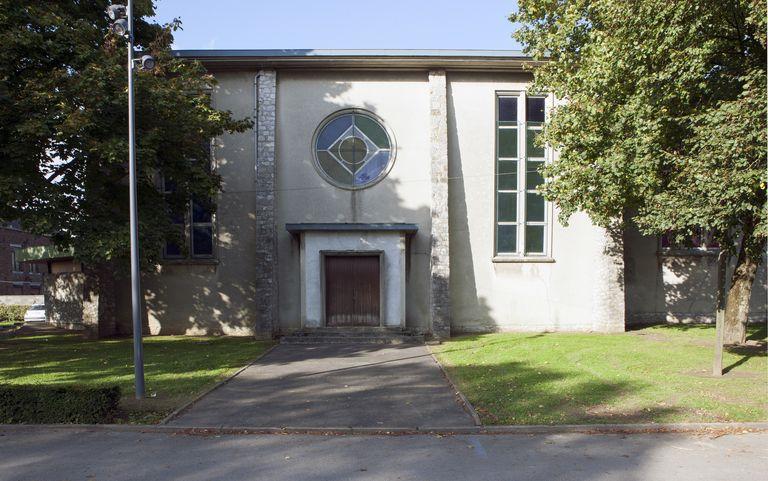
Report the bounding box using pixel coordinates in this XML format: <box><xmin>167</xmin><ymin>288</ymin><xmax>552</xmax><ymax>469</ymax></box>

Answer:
<box><xmin>170</xmin><ymin>344</ymin><xmax>475</xmax><ymax>428</ymax></box>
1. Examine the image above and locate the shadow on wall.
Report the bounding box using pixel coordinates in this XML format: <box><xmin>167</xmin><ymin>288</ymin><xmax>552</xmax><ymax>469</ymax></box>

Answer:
<box><xmin>445</xmin><ymin>79</ymin><xmax>494</xmax><ymax>333</ymax></box>
<box><xmin>116</xmin><ymin>73</ymin><xmax>493</xmax><ymax>337</ymax></box>
<box><xmin>624</xmin><ymin>224</ymin><xmax>768</xmax><ymax>325</ymax></box>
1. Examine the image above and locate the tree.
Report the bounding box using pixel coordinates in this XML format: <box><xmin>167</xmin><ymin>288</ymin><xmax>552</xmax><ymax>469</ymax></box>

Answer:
<box><xmin>511</xmin><ymin>0</ymin><xmax>766</xmax><ymax>344</ymax></box>
<box><xmin>0</xmin><ymin>1</ymin><xmax>252</xmax><ymax>270</ymax></box>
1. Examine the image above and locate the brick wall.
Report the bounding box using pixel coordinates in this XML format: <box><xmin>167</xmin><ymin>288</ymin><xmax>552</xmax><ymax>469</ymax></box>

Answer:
<box><xmin>0</xmin><ymin>226</ymin><xmax>50</xmax><ymax>296</ymax></box>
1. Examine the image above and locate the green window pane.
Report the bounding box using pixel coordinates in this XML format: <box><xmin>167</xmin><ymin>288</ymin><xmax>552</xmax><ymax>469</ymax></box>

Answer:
<box><xmin>497</xmin><ymin>224</ymin><xmax>517</xmax><ymax>254</ymax></box>
<box><xmin>525</xmin><ymin>225</ymin><xmax>545</xmax><ymax>253</ymax></box>
<box><xmin>526</xmin><ymin>160</ymin><xmax>545</xmax><ymax>190</ymax></box>
<box><xmin>354</xmin><ymin>114</ymin><xmax>390</xmax><ymax>148</ymax></box>
<box><xmin>317</xmin><ymin>151</ymin><xmax>353</xmax><ymax>186</ymax></box>
<box><xmin>498</xmin><ymin>160</ymin><xmax>517</xmax><ymax>191</ymax></box>
<box><xmin>526</xmin><ymin>128</ymin><xmax>545</xmax><ymax>158</ymax></box>
<box><xmin>497</xmin><ymin>192</ymin><xmax>517</xmax><ymax>222</ymax></box>
<box><xmin>526</xmin><ymin>192</ymin><xmax>545</xmax><ymax>222</ymax></box>
<box><xmin>498</xmin><ymin>128</ymin><xmax>517</xmax><ymax>158</ymax></box>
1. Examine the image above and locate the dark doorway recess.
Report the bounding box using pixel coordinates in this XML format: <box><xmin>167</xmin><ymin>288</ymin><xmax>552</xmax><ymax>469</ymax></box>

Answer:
<box><xmin>325</xmin><ymin>255</ymin><xmax>380</xmax><ymax>326</ymax></box>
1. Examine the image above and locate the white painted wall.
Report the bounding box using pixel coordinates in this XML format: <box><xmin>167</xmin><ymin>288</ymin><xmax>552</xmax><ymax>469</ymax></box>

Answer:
<box><xmin>447</xmin><ymin>72</ymin><xmax>625</xmax><ymax>332</ymax></box>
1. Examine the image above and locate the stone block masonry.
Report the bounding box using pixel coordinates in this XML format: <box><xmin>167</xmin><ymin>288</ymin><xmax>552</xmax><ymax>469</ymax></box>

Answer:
<box><xmin>254</xmin><ymin>70</ymin><xmax>278</xmax><ymax>338</ymax></box>
<box><xmin>428</xmin><ymin>71</ymin><xmax>451</xmax><ymax>339</ymax></box>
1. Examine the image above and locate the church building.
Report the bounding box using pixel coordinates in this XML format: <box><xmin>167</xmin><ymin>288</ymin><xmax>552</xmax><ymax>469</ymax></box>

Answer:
<box><xmin>52</xmin><ymin>50</ymin><xmax>768</xmax><ymax>338</ymax></box>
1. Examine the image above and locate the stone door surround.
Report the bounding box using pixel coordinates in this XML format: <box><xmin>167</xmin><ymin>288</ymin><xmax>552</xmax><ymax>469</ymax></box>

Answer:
<box><xmin>286</xmin><ymin>223</ymin><xmax>418</xmax><ymax>329</ymax></box>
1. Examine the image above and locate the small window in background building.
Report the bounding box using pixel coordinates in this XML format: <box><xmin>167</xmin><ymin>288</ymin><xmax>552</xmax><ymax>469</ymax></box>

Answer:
<box><xmin>660</xmin><ymin>228</ymin><xmax>720</xmax><ymax>251</ymax></box>
<box><xmin>10</xmin><ymin>244</ymin><xmax>22</xmax><ymax>272</ymax></box>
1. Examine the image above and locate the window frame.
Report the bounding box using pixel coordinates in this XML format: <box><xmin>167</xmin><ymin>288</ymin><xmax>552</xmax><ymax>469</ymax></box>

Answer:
<box><xmin>10</xmin><ymin>244</ymin><xmax>22</xmax><ymax>273</ymax></box>
<box><xmin>492</xmin><ymin>91</ymin><xmax>554</xmax><ymax>261</ymax></box>
<box><xmin>311</xmin><ymin>108</ymin><xmax>397</xmax><ymax>191</ymax></box>
<box><xmin>189</xmin><ymin>196</ymin><xmax>215</xmax><ymax>259</ymax></box>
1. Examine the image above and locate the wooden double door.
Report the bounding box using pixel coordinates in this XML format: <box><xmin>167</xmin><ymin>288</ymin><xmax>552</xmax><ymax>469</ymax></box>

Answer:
<box><xmin>324</xmin><ymin>255</ymin><xmax>380</xmax><ymax>327</ymax></box>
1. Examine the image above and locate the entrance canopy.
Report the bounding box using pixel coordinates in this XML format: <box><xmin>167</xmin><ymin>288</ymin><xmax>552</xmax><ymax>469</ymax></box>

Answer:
<box><xmin>286</xmin><ymin>223</ymin><xmax>418</xmax><ymax>236</ymax></box>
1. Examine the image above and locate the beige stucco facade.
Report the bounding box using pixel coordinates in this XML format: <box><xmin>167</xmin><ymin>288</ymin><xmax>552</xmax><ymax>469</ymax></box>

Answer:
<box><xmin>110</xmin><ymin>50</ymin><xmax>765</xmax><ymax>337</ymax></box>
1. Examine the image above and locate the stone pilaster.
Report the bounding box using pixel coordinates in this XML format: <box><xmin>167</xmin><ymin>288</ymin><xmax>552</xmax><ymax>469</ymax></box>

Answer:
<box><xmin>254</xmin><ymin>70</ymin><xmax>277</xmax><ymax>338</ymax></box>
<box><xmin>428</xmin><ymin>70</ymin><xmax>451</xmax><ymax>339</ymax></box>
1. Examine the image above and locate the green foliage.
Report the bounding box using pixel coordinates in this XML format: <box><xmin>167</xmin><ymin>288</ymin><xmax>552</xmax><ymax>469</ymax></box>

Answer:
<box><xmin>0</xmin><ymin>305</ymin><xmax>26</xmax><ymax>324</ymax></box>
<box><xmin>0</xmin><ymin>385</ymin><xmax>120</xmax><ymax>424</ymax></box>
<box><xmin>0</xmin><ymin>1</ymin><xmax>252</xmax><ymax>269</ymax></box>
<box><xmin>511</xmin><ymin>0</ymin><xmax>766</xmax><ymax>254</ymax></box>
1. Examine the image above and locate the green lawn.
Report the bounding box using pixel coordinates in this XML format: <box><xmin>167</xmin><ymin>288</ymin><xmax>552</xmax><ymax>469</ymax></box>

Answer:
<box><xmin>432</xmin><ymin>324</ymin><xmax>767</xmax><ymax>425</ymax></box>
<box><xmin>0</xmin><ymin>332</ymin><xmax>272</xmax><ymax>423</ymax></box>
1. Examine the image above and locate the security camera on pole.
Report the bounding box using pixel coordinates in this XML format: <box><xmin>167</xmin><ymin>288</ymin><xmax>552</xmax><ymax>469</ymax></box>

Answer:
<box><xmin>106</xmin><ymin>1</ymin><xmax>154</xmax><ymax>400</ymax></box>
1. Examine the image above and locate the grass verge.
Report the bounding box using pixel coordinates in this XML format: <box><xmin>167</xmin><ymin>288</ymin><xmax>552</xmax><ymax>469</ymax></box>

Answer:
<box><xmin>0</xmin><ymin>332</ymin><xmax>272</xmax><ymax>423</ymax></box>
<box><xmin>432</xmin><ymin>324</ymin><xmax>767</xmax><ymax>425</ymax></box>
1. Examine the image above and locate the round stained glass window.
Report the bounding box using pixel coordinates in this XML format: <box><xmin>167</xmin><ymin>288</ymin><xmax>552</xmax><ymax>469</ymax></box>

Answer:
<box><xmin>312</xmin><ymin>109</ymin><xmax>396</xmax><ymax>189</ymax></box>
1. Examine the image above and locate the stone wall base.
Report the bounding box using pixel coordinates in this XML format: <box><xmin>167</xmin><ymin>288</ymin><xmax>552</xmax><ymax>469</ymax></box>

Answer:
<box><xmin>43</xmin><ymin>267</ymin><xmax>117</xmax><ymax>339</ymax></box>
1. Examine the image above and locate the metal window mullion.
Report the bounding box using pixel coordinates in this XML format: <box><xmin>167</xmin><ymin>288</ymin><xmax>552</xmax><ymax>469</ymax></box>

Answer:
<box><xmin>543</xmin><ymin>93</ymin><xmax>552</xmax><ymax>257</ymax></box>
<box><xmin>518</xmin><ymin>91</ymin><xmax>527</xmax><ymax>254</ymax></box>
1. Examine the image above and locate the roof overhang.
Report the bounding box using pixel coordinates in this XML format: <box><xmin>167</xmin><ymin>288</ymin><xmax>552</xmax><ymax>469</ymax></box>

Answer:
<box><xmin>172</xmin><ymin>49</ymin><xmax>539</xmax><ymax>72</ymax></box>
<box><xmin>286</xmin><ymin>223</ymin><xmax>418</xmax><ymax>237</ymax></box>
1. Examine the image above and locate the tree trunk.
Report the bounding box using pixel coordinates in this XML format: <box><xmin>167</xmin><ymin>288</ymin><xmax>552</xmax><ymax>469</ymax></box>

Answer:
<box><xmin>722</xmin><ymin>224</ymin><xmax>763</xmax><ymax>345</ymax></box>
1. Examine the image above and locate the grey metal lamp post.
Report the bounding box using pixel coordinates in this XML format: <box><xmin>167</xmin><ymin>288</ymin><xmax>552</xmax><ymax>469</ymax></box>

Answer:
<box><xmin>107</xmin><ymin>1</ymin><xmax>154</xmax><ymax>400</ymax></box>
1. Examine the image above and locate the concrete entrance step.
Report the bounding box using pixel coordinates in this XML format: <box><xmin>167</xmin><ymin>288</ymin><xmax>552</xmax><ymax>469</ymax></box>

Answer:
<box><xmin>280</xmin><ymin>328</ymin><xmax>425</xmax><ymax>345</ymax></box>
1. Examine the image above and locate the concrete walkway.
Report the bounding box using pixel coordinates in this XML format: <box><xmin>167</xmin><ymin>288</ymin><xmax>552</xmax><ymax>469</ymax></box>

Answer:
<box><xmin>170</xmin><ymin>343</ymin><xmax>475</xmax><ymax>428</ymax></box>
<box><xmin>2</xmin><ymin>427</ymin><xmax>764</xmax><ymax>481</ymax></box>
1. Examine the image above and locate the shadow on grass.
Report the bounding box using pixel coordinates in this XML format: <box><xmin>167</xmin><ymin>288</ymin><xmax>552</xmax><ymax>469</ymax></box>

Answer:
<box><xmin>629</xmin><ymin>323</ymin><xmax>766</xmax><ymax>376</ymax></box>
<box><xmin>0</xmin><ymin>333</ymin><xmax>270</xmax><ymax>402</ymax></box>
<box><xmin>630</xmin><ymin>322</ymin><xmax>766</xmax><ymax>339</ymax></box>
<box><xmin>445</xmin><ymin>359</ymin><xmax>677</xmax><ymax>425</ymax></box>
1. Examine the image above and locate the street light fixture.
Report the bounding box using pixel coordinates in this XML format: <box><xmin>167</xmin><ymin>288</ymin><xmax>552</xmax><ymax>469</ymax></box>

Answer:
<box><xmin>106</xmin><ymin>4</ymin><xmax>126</xmax><ymax>20</ymax></box>
<box><xmin>137</xmin><ymin>54</ymin><xmax>156</xmax><ymax>71</ymax></box>
<box><xmin>110</xmin><ymin>18</ymin><xmax>129</xmax><ymax>37</ymax></box>
<box><xmin>106</xmin><ymin>1</ymin><xmax>148</xmax><ymax>400</ymax></box>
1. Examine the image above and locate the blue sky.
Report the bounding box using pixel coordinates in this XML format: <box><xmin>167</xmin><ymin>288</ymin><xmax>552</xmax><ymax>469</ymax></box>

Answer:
<box><xmin>152</xmin><ymin>0</ymin><xmax>522</xmax><ymax>51</ymax></box>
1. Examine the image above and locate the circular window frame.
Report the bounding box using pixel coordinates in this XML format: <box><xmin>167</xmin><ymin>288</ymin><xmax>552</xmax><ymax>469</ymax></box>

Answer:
<box><xmin>310</xmin><ymin>108</ymin><xmax>397</xmax><ymax>191</ymax></box>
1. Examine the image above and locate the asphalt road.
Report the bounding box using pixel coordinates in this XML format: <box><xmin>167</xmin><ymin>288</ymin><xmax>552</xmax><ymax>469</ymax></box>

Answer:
<box><xmin>1</xmin><ymin>428</ymin><xmax>764</xmax><ymax>481</ymax></box>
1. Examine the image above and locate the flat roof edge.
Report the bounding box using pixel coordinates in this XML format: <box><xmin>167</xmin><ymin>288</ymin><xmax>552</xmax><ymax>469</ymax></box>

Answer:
<box><xmin>286</xmin><ymin>223</ymin><xmax>419</xmax><ymax>234</ymax></box>
<box><xmin>172</xmin><ymin>49</ymin><xmax>538</xmax><ymax>71</ymax></box>
<box><xmin>173</xmin><ymin>49</ymin><xmax>530</xmax><ymax>58</ymax></box>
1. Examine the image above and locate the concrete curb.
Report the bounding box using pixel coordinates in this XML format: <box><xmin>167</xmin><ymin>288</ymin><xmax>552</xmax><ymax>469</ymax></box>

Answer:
<box><xmin>3</xmin><ymin>422</ymin><xmax>766</xmax><ymax>437</ymax></box>
<box><xmin>427</xmin><ymin>345</ymin><xmax>482</xmax><ymax>426</ymax></box>
<box><xmin>159</xmin><ymin>343</ymin><xmax>279</xmax><ymax>425</ymax></box>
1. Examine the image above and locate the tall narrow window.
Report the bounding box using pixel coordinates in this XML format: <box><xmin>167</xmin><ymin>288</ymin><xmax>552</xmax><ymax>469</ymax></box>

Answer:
<box><xmin>495</xmin><ymin>93</ymin><xmax>549</xmax><ymax>257</ymax></box>
<box><xmin>161</xmin><ymin>177</ymin><xmax>216</xmax><ymax>260</ymax></box>
<box><xmin>496</xmin><ymin>97</ymin><xmax>519</xmax><ymax>254</ymax></box>
<box><xmin>161</xmin><ymin>140</ymin><xmax>216</xmax><ymax>260</ymax></box>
